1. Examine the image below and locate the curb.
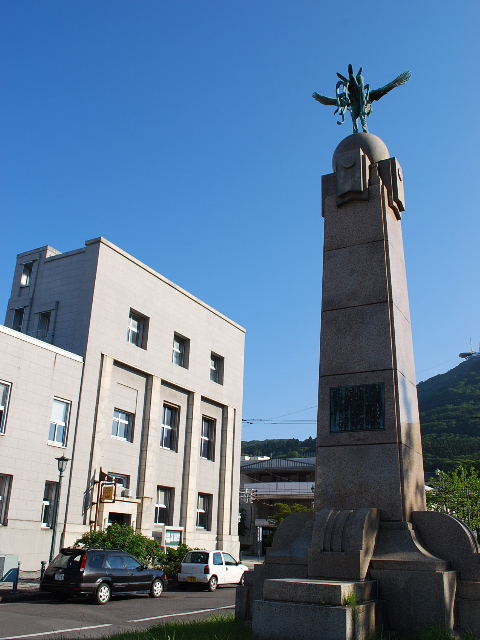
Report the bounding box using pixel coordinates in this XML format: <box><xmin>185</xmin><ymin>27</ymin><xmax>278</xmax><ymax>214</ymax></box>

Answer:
<box><xmin>0</xmin><ymin>590</ymin><xmax>51</xmax><ymax>604</ymax></box>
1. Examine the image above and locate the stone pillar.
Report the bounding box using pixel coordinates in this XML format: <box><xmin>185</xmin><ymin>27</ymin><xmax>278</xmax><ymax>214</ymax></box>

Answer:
<box><xmin>136</xmin><ymin>374</ymin><xmax>162</xmax><ymax>535</ymax></box>
<box><xmin>316</xmin><ymin>133</ymin><xmax>426</xmax><ymax>523</ymax></box>
<box><xmin>217</xmin><ymin>406</ymin><xmax>240</xmax><ymax>555</ymax></box>
<box><xmin>180</xmin><ymin>391</ymin><xmax>202</xmax><ymax>540</ymax></box>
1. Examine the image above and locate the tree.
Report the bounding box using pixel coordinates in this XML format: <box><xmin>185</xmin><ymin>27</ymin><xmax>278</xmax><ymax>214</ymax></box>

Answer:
<box><xmin>427</xmin><ymin>465</ymin><xmax>480</xmax><ymax>536</ymax></box>
<box><xmin>269</xmin><ymin>502</ymin><xmax>313</xmax><ymax>527</ymax></box>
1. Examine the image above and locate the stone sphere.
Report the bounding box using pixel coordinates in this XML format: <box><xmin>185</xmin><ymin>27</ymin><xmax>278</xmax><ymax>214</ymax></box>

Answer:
<box><xmin>332</xmin><ymin>133</ymin><xmax>390</xmax><ymax>171</ymax></box>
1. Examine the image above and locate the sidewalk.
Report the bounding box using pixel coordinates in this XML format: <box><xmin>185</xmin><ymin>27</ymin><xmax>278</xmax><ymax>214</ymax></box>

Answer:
<box><xmin>0</xmin><ymin>570</ymin><xmax>48</xmax><ymax>603</ymax></box>
<box><xmin>239</xmin><ymin>554</ymin><xmax>264</xmax><ymax>570</ymax></box>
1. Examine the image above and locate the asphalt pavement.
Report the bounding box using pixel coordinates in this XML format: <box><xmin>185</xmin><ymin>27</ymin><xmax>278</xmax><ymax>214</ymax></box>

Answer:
<box><xmin>0</xmin><ymin>586</ymin><xmax>237</xmax><ymax>640</ymax></box>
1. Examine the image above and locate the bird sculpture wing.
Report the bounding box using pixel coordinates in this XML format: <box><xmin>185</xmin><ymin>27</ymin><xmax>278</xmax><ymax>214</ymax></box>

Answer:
<box><xmin>368</xmin><ymin>71</ymin><xmax>411</xmax><ymax>103</ymax></box>
<box><xmin>312</xmin><ymin>92</ymin><xmax>337</xmax><ymax>106</ymax></box>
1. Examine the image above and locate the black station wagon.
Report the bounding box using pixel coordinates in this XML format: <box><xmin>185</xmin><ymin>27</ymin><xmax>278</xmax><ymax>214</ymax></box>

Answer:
<box><xmin>40</xmin><ymin>548</ymin><xmax>167</xmax><ymax>604</ymax></box>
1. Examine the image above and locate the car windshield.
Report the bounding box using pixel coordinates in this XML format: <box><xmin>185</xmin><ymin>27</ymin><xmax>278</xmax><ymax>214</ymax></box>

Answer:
<box><xmin>49</xmin><ymin>551</ymin><xmax>84</xmax><ymax>570</ymax></box>
<box><xmin>183</xmin><ymin>551</ymin><xmax>209</xmax><ymax>564</ymax></box>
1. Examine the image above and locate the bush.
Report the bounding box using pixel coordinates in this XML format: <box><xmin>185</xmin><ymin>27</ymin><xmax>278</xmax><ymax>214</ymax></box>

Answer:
<box><xmin>75</xmin><ymin>524</ymin><xmax>165</xmax><ymax>567</ymax></box>
<box><xmin>74</xmin><ymin>525</ymin><xmax>191</xmax><ymax>580</ymax></box>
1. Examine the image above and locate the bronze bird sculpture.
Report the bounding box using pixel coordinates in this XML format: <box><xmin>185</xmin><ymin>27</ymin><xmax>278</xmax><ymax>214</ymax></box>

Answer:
<box><xmin>313</xmin><ymin>65</ymin><xmax>411</xmax><ymax>133</ymax></box>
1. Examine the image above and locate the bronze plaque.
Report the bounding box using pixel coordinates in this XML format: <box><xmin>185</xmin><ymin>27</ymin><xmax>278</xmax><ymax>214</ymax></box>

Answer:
<box><xmin>330</xmin><ymin>383</ymin><xmax>384</xmax><ymax>432</ymax></box>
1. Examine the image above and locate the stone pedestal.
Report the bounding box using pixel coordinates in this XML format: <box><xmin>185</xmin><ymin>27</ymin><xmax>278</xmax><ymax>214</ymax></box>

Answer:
<box><xmin>252</xmin><ymin>578</ymin><xmax>383</xmax><ymax>640</ymax></box>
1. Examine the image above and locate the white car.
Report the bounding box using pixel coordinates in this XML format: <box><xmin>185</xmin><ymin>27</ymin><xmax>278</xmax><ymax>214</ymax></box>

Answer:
<box><xmin>178</xmin><ymin>550</ymin><xmax>248</xmax><ymax>592</ymax></box>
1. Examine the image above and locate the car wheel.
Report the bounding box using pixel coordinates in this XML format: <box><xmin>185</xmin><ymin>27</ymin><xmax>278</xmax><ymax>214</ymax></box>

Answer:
<box><xmin>150</xmin><ymin>578</ymin><xmax>163</xmax><ymax>598</ymax></box>
<box><xmin>96</xmin><ymin>582</ymin><xmax>111</xmax><ymax>605</ymax></box>
<box><xmin>208</xmin><ymin>576</ymin><xmax>218</xmax><ymax>592</ymax></box>
<box><xmin>238</xmin><ymin>573</ymin><xmax>245</xmax><ymax>587</ymax></box>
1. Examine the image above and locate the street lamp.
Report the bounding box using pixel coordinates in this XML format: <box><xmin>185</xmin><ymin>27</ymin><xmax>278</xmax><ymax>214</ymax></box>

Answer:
<box><xmin>48</xmin><ymin>455</ymin><xmax>70</xmax><ymax>563</ymax></box>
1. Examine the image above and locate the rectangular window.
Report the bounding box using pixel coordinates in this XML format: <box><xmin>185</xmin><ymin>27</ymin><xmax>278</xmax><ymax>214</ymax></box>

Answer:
<box><xmin>200</xmin><ymin>417</ymin><xmax>215</xmax><ymax>461</ymax></box>
<box><xmin>210</xmin><ymin>353</ymin><xmax>224</xmax><ymax>385</ymax></box>
<box><xmin>107</xmin><ymin>472</ymin><xmax>130</xmax><ymax>496</ymax></box>
<box><xmin>160</xmin><ymin>404</ymin><xmax>178</xmax><ymax>451</ymax></box>
<box><xmin>48</xmin><ymin>398</ymin><xmax>71</xmax><ymax>447</ymax></box>
<box><xmin>20</xmin><ymin>262</ymin><xmax>33</xmax><ymax>287</ymax></box>
<box><xmin>111</xmin><ymin>409</ymin><xmax>134</xmax><ymax>443</ymax></box>
<box><xmin>12</xmin><ymin>308</ymin><xmax>24</xmax><ymax>333</ymax></box>
<box><xmin>154</xmin><ymin>486</ymin><xmax>173</xmax><ymax>525</ymax></box>
<box><xmin>172</xmin><ymin>333</ymin><xmax>189</xmax><ymax>368</ymax></box>
<box><xmin>0</xmin><ymin>474</ymin><xmax>13</xmax><ymax>526</ymax></box>
<box><xmin>37</xmin><ymin>312</ymin><xmax>51</xmax><ymax>341</ymax></box>
<box><xmin>41</xmin><ymin>481</ymin><xmax>58</xmax><ymax>528</ymax></box>
<box><xmin>196</xmin><ymin>493</ymin><xmax>211</xmax><ymax>530</ymax></box>
<box><xmin>0</xmin><ymin>381</ymin><xmax>12</xmax><ymax>435</ymax></box>
<box><xmin>127</xmin><ymin>310</ymin><xmax>148</xmax><ymax>349</ymax></box>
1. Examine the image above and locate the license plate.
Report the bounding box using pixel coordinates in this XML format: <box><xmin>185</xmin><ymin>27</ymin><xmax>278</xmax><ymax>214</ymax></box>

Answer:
<box><xmin>55</xmin><ymin>573</ymin><xmax>64</xmax><ymax>581</ymax></box>
<box><xmin>187</xmin><ymin>577</ymin><xmax>196</xmax><ymax>583</ymax></box>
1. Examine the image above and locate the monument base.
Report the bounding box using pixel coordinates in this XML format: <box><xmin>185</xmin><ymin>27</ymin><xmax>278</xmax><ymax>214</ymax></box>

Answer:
<box><xmin>252</xmin><ymin>578</ymin><xmax>383</xmax><ymax>640</ymax></box>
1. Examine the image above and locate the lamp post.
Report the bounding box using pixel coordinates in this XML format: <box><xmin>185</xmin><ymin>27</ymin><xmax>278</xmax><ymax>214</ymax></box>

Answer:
<box><xmin>49</xmin><ymin>455</ymin><xmax>70</xmax><ymax>563</ymax></box>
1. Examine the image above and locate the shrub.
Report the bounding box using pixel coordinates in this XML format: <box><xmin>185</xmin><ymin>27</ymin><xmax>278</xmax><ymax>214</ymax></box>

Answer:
<box><xmin>75</xmin><ymin>524</ymin><xmax>165</xmax><ymax>567</ymax></box>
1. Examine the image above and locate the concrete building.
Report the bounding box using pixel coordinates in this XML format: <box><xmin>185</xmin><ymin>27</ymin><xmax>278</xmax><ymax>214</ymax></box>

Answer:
<box><xmin>1</xmin><ymin>238</ymin><xmax>245</xmax><ymax>569</ymax></box>
<box><xmin>239</xmin><ymin>458</ymin><xmax>315</xmax><ymax>554</ymax></box>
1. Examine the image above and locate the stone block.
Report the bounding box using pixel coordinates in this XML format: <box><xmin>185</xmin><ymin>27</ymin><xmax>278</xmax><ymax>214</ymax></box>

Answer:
<box><xmin>412</xmin><ymin>511</ymin><xmax>479</xmax><ymax>579</ymax></box>
<box><xmin>322</xmin><ymin>241</ymin><xmax>388</xmax><ymax>312</ymax></box>
<box><xmin>315</xmin><ymin>444</ymin><xmax>404</xmax><ymax>521</ymax></box>
<box><xmin>235</xmin><ymin>584</ymin><xmax>253</xmax><ymax>621</ymax></box>
<box><xmin>269</xmin><ymin>511</ymin><xmax>313</xmax><ymax>553</ymax></box>
<box><xmin>308</xmin><ymin>508</ymin><xmax>379</xmax><ymax>580</ymax></box>
<box><xmin>335</xmin><ymin>148</ymin><xmax>370</xmax><ymax>206</ymax></box>
<box><xmin>368</xmin><ymin>568</ymin><xmax>456</xmax><ymax>635</ymax></box>
<box><xmin>319</xmin><ymin>303</ymin><xmax>393</xmax><ymax>377</ymax></box>
<box><xmin>252</xmin><ymin>599</ymin><xmax>378</xmax><ymax>640</ymax></box>
<box><xmin>458</xmin><ymin>598</ymin><xmax>480</xmax><ymax>635</ymax></box>
<box><xmin>263</xmin><ymin>578</ymin><xmax>377</xmax><ymax>606</ymax></box>
<box><xmin>323</xmin><ymin>186</ymin><xmax>385</xmax><ymax>252</ymax></box>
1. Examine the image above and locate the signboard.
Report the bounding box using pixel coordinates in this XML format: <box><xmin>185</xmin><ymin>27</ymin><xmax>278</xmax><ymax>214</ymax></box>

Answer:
<box><xmin>330</xmin><ymin>383</ymin><xmax>384</xmax><ymax>432</ymax></box>
<box><xmin>100</xmin><ymin>483</ymin><xmax>116</xmax><ymax>503</ymax></box>
<box><xmin>165</xmin><ymin>529</ymin><xmax>182</xmax><ymax>547</ymax></box>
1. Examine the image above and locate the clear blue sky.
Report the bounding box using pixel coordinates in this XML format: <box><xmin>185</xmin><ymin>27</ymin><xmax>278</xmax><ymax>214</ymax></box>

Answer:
<box><xmin>1</xmin><ymin>1</ymin><xmax>479</xmax><ymax>442</ymax></box>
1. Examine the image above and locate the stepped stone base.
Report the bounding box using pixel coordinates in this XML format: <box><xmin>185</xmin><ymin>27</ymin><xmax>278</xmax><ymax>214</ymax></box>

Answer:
<box><xmin>252</xmin><ymin>578</ymin><xmax>382</xmax><ymax>640</ymax></box>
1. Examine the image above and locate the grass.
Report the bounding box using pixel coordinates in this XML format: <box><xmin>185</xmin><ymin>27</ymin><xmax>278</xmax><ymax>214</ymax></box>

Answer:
<box><xmin>67</xmin><ymin>613</ymin><xmax>480</xmax><ymax>640</ymax></box>
<box><xmin>97</xmin><ymin>615</ymin><xmax>252</xmax><ymax>640</ymax></box>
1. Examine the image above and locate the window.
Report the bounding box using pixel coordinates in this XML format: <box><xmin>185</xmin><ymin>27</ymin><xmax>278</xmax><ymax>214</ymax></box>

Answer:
<box><xmin>200</xmin><ymin>417</ymin><xmax>215</xmax><ymax>461</ymax></box>
<box><xmin>107</xmin><ymin>473</ymin><xmax>130</xmax><ymax>490</ymax></box>
<box><xmin>20</xmin><ymin>262</ymin><xmax>33</xmax><ymax>287</ymax></box>
<box><xmin>111</xmin><ymin>409</ymin><xmax>134</xmax><ymax>442</ymax></box>
<box><xmin>127</xmin><ymin>310</ymin><xmax>148</xmax><ymax>349</ymax></box>
<box><xmin>48</xmin><ymin>399</ymin><xmax>71</xmax><ymax>447</ymax></box>
<box><xmin>172</xmin><ymin>333</ymin><xmax>189</xmax><ymax>368</ymax></box>
<box><xmin>0</xmin><ymin>381</ymin><xmax>12</xmax><ymax>435</ymax></box>
<box><xmin>41</xmin><ymin>481</ymin><xmax>58</xmax><ymax>528</ymax></box>
<box><xmin>223</xmin><ymin>552</ymin><xmax>237</xmax><ymax>566</ymax></box>
<box><xmin>196</xmin><ymin>493</ymin><xmax>211</xmax><ymax>530</ymax></box>
<box><xmin>12</xmin><ymin>308</ymin><xmax>24</xmax><ymax>333</ymax></box>
<box><xmin>37</xmin><ymin>312</ymin><xmax>51</xmax><ymax>341</ymax></box>
<box><xmin>213</xmin><ymin>552</ymin><xmax>223</xmax><ymax>566</ymax></box>
<box><xmin>123</xmin><ymin>556</ymin><xmax>142</xmax><ymax>570</ymax></box>
<box><xmin>210</xmin><ymin>353</ymin><xmax>224</xmax><ymax>385</ymax></box>
<box><xmin>154</xmin><ymin>486</ymin><xmax>173</xmax><ymax>525</ymax></box>
<box><xmin>160</xmin><ymin>404</ymin><xmax>178</xmax><ymax>451</ymax></box>
<box><xmin>0</xmin><ymin>474</ymin><xmax>12</xmax><ymax>526</ymax></box>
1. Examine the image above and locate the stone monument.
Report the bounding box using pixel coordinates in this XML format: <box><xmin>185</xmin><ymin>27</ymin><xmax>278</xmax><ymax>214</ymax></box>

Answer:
<box><xmin>236</xmin><ymin>82</ymin><xmax>480</xmax><ymax>636</ymax></box>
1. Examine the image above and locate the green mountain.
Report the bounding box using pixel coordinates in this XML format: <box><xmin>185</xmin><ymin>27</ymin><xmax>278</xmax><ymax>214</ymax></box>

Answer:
<box><xmin>417</xmin><ymin>356</ymin><xmax>480</xmax><ymax>471</ymax></box>
<box><xmin>242</xmin><ymin>358</ymin><xmax>480</xmax><ymax>471</ymax></box>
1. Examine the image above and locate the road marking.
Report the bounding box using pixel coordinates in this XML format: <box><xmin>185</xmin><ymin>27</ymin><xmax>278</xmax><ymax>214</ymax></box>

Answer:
<box><xmin>128</xmin><ymin>604</ymin><xmax>235</xmax><ymax>623</ymax></box>
<box><xmin>0</xmin><ymin>624</ymin><xmax>112</xmax><ymax>640</ymax></box>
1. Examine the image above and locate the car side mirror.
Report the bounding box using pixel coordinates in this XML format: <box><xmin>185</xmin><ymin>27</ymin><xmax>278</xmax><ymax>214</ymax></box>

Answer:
<box><xmin>137</xmin><ymin>565</ymin><xmax>144</xmax><ymax>571</ymax></box>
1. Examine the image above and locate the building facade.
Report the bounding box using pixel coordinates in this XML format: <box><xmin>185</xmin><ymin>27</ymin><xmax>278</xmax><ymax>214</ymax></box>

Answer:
<box><xmin>1</xmin><ymin>238</ymin><xmax>245</xmax><ymax>569</ymax></box>
<box><xmin>239</xmin><ymin>457</ymin><xmax>315</xmax><ymax>554</ymax></box>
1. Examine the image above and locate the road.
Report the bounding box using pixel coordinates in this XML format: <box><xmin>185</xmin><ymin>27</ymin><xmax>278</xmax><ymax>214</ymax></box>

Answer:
<box><xmin>0</xmin><ymin>586</ymin><xmax>237</xmax><ymax>640</ymax></box>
